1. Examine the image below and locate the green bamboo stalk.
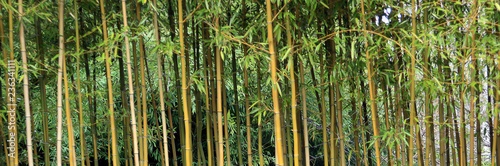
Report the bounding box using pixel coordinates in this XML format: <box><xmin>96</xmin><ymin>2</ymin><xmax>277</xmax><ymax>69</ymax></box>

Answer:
<box><xmin>152</xmin><ymin>0</ymin><xmax>170</xmax><ymax>165</ymax></box>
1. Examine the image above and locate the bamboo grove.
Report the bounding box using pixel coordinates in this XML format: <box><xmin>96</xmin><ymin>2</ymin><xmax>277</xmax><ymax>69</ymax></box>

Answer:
<box><xmin>1</xmin><ymin>0</ymin><xmax>500</xmax><ymax>165</ymax></box>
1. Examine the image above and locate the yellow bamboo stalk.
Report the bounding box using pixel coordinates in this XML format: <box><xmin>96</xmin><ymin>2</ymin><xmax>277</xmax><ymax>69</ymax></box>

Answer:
<box><xmin>134</xmin><ymin>2</ymin><xmax>149</xmax><ymax>165</ymax></box>
<box><xmin>468</xmin><ymin>1</ymin><xmax>478</xmax><ymax>165</ymax></box>
<box><xmin>0</xmin><ymin>4</ymin><xmax>9</xmax><ymax>166</ymax></box>
<box><xmin>73</xmin><ymin>1</ymin><xmax>88</xmax><ymax>165</ymax></box>
<box><xmin>284</xmin><ymin>3</ymin><xmax>298</xmax><ymax>165</ymax></box>
<box><xmin>19</xmin><ymin>0</ymin><xmax>33</xmax><ymax>165</ymax></box>
<box><xmin>178</xmin><ymin>0</ymin><xmax>193</xmax><ymax>164</ymax></box>
<box><xmin>63</xmin><ymin>47</ymin><xmax>77</xmax><ymax>166</ymax></box>
<box><xmin>152</xmin><ymin>0</ymin><xmax>170</xmax><ymax>165</ymax></box>
<box><xmin>409</xmin><ymin>0</ymin><xmax>417</xmax><ymax>165</ymax></box>
<box><xmin>215</xmin><ymin>15</ymin><xmax>224</xmax><ymax>166</ymax></box>
<box><xmin>361</xmin><ymin>0</ymin><xmax>381</xmax><ymax>165</ymax></box>
<box><xmin>120</xmin><ymin>0</ymin><xmax>140</xmax><ymax>165</ymax></box>
<box><xmin>98</xmin><ymin>0</ymin><xmax>119</xmax><ymax>165</ymax></box>
<box><xmin>7</xmin><ymin>0</ymin><xmax>17</xmax><ymax>165</ymax></box>
<box><xmin>56</xmin><ymin>1</ymin><xmax>64</xmax><ymax>165</ymax></box>
<box><xmin>265</xmin><ymin>0</ymin><xmax>284</xmax><ymax>165</ymax></box>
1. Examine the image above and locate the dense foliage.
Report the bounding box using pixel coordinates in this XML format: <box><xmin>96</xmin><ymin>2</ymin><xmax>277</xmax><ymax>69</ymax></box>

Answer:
<box><xmin>1</xmin><ymin>0</ymin><xmax>500</xmax><ymax>165</ymax></box>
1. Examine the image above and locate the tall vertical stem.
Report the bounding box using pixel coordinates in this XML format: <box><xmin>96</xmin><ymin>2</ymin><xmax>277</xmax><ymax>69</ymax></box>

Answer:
<box><xmin>178</xmin><ymin>0</ymin><xmax>193</xmax><ymax>164</ymax></box>
<box><xmin>265</xmin><ymin>0</ymin><xmax>284</xmax><ymax>164</ymax></box>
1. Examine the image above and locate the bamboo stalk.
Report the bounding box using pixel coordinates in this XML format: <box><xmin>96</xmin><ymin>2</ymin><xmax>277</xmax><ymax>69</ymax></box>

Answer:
<box><xmin>223</xmin><ymin>65</ymin><xmax>231</xmax><ymax>166</ymax></box>
<box><xmin>63</xmin><ymin>41</ymin><xmax>78</xmax><ymax>166</ymax></box>
<box><xmin>73</xmin><ymin>1</ymin><xmax>89</xmax><ymax>165</ymax></box>
<box><xmin>265</xmin><ymin>0</ymin><xmax>284</xmax><ymax>164</ymax></box>
<box><xmin>165</xmin><ymin>1</ymin><xmax>182</xmax><ymax>164</ymax></box>
<box><xmin>92</xmin><ymin>50</ymin><xmax>99</xmax><ymax>166</ymax></box>
<box><xmin>216</xmin><ymin>15</ymin><xmax>224</xmax><ymax>166</ymax></box>
<box><xmin>116</xmin><ymin>18</ymin><xmax>131</xmax><ymax>166</ymax></box>
<box><xmin>319</xmin><ymin>38</ymin><xmax>329</xmax><ymax>166</ymax></box>
<box><xmin>201</xmin><ymin>21</ymin><xmax>213</xmax><ymax>166</ymax></box>
<box><xmin>285</xmin><ymin>2</ymin><xmax>299</xmax><ymax>165</ymax></box>
<box><xmin>0</xmin><ymin>3</ymin><xmax>9</xmax><ymax>166</ymax></box>
<box><xmin>134</xmin><ymin>2</ymin><xmax>149</xmax><ymax>165</ymax></box>
<box><xmin>409</xmin><ymin>0</ymin><xmax>417</xmax><ymax>164</ymax></box>
<box><xmin>152</xmin><ymin>0</ymin><xmax>170</xmax><ymax>165</ymax></box>
<box><xmin>98</xmin><ymin>0</ymin><xmax>119</xmax><ymax>165</ymax></box>
<box><xmin>361</xmin><ymin>0</ymin><xmax>381</xmax><ymax>165</ymax></box>
<box><xmin>257</xmin><ymin>57</ymin><xmax>263</xmax><ymax>166</ymax></box>
<box><xmin>19</xmin><ymin>0</ymin><xmax>33</xmax><ymax>164</ymax></box>
<box><xmin>79</xmin><ymin>4</ymin><xmax>92</xmax><ymax>166</ymax></box>
<box><xmin>422</xmin><ymin>1</ymin><xmax>435</xmax><ymax>164</ymax></box>
<box><xmin>382</xmin><ymin>81</ymin><xmax>393</xmax><ymax>166</ymax></box>
<box><xmin>357</xmin><ymin>77</ymin><xmax>369</xmax><ymax>166</ymax></box>
<box><xmin>297</xmin><ymin>20</ymin><xmax>310</xmax><ymax>166</ymax></box>
<box><xmin>32</xmin><ymin>0</ymin><xmax>50</xmax><ymax>164</ymax></box>
<box><xmin>144</xmin><ymin>60</ymin><xmax>165</xmax><ymax>166</ymax></box>
<box><xmin>178</xmin><ymin>0</ymin><xmax>193</xmax><ymax>164</ymax></box>
<box><xmin>351</xmin><ymin>81</ymin><xmax>361</xmax><ymax>166</ymax></box>
<box><xmin>242</xmin><ymin>0</ymin><xmax>252</xmax><ymax>164</ymax></box>
<box><xmin>120</xmin><ymin>1</ymin><xmax>140</xmax><ymax>165</ymax></box>
<box><xmin>468</xmin><ymin>1</ymin><xmax>478</xmax><ymax>165</ymax></box>
<box><xmin>56</xmin><ymin>0</ymin><xmax>65</xmax><ymax>165</ymax></box>
<box><xmin>7</xmin><ymin>0</ymin><xmax>17</xmax><ymax>164</ymax></box>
